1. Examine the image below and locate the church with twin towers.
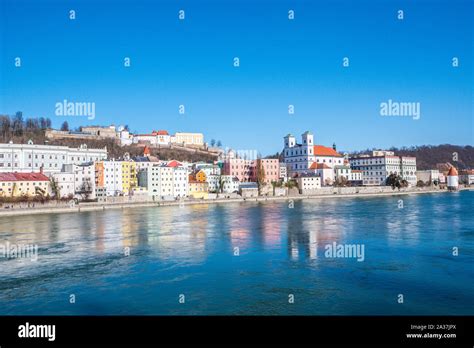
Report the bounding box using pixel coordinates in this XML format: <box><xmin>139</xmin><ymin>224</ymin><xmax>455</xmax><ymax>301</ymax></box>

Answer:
<box><xmin>282</xmin><ymin>131</ymin><xmax>345</xmax><ymax>175</ymax></box>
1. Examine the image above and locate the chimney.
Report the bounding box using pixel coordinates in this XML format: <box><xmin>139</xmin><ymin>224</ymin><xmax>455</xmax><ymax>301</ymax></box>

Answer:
<box><xmin>40</xmin><ymin>165</ymin><xmax>44</xmax><ymax>174</ymax></box>
<box><xmin>333</xmin><ymin>143</ymin><xmax>337</xmax><ymax>151</ymax></box>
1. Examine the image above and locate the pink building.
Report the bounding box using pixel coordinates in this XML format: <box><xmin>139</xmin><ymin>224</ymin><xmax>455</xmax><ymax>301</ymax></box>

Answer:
<box><xmin>257</xmin><ymin>159</ymin><xmax>280</xmax><ymax>184</ymax></box>
<box><xmin>223</xmin><ymin>158</ymin><xmax>280</xmax><ymax>184</ymax></box>
<box><xmin>223</xmin><ymin>158</ymin><xmax>256</xmax><ymax>182</ymax></box>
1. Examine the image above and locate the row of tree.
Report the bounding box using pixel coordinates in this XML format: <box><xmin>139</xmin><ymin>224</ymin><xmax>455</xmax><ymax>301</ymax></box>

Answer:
<box><xmin>209</xmin><ymin>139</ymin><xmax>223</xmax><ymax>147</ymax></box>
<box><xmin>0</xmin><ymin>112</ymin><xmax>55</xmax><ymax>139</ymax></box>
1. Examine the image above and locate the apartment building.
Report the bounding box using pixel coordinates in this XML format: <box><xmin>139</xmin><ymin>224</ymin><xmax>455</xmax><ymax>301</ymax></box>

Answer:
<box><xmin>0</xmin><ymin>141</ymin><xmax>107</xmax><ymax>174</ymax></box>
<box><xmin>53</xmin><ymin>162</ymin><xmax>96</xmax><ymax>199</ymax></box>
<box><xmin>0</xmin><ymin>171</ymin><xmax>51</xmax><ymax>197</ymax></box>
<box><xmin>349</xmin><ymin>151</ymin><xmax>417</xmax><ymax>186</ymax></box>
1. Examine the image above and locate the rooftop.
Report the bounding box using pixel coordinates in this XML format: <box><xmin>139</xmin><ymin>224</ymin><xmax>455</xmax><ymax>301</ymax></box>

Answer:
<box><xmin>0</xmin><ymin>172</ymin><xmax>50</xmax><ymax>182</ymax></box>
<box><xmin>309</xmin><ymin>162</ymin><xmax>332</xmax><ymax>170</ymax></box>
<box><xmin>313</xmin><ymin>145</ymin><xmax>343</xmax><ymax>157</ymax></box>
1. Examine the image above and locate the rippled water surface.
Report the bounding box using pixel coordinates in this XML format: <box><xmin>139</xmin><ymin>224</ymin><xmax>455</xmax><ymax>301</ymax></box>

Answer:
<box><xmin>0</xmin><ymin>191</ymin><xmax>473</xmax><ymax>315</ymax></box>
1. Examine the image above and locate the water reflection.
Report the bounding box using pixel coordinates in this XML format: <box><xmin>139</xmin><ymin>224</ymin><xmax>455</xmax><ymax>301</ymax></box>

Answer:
<box><xmin>0</xmin><ymin>192</ymin><xmax>472</xmax><ymax>315</ymax></box>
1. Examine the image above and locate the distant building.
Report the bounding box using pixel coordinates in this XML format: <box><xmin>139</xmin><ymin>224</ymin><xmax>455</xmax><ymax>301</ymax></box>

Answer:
<box><xmin>81</xmin><ymin>125</ymin><xmax>117</xmax><ymax>138</ymax></box>
<box><xmin>154</xmin><ymin>130</ymin><xmax>171</xmax><ymax>145</ymax></box>
<box><xmin>173</xmin><ymin>132</ymin><xmax>204</xmax><ymax>146</ymax></box>
<box><xmin>133</xmin><ymin>133</ymin><xmax>158</xmax><ymax>145</ymax></box>
<box><xmin>133</xmin><ymin>131</ymin><xmax>204</xmax><ymax>147</ymax></box>
<box><xmin>46</xmin><ymin>125</ymin><xmax>121</xmax><ymax>143</ymax></box>
<box><xmin>118</xmin><ymin>126</ymin><xmax>133</xmax><ymax>146</ymax></box>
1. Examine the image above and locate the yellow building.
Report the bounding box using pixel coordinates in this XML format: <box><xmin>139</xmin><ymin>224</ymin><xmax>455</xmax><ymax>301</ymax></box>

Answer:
<box><xmin>188</xmin><ymin>176</ymin><xmax>208</xmax><ymax>199</ymax></box>
<box><xmin>174</xmin><ymin>132</ymin><xmax>204</xmax><ymax>146</ymax></box>
<box><xmin>121</xmin><ymin>161</ymin><xmax>137</xmax><ymax>195</ymax></box>
<box><xmin>0</xmin><ymin>172</ymin><xmax>51</xmax><ymax>198</ymax></box>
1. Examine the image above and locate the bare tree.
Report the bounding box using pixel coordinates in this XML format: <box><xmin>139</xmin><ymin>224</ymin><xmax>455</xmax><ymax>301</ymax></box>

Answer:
<box><xmin>61</xmin><ymin>121</ymin><xmax>69</xmax><ymax>131</ymax></box>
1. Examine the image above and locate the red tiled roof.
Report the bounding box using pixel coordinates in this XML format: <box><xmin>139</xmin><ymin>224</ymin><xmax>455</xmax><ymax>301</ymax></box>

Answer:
<box><xmin>167</xmin><ymin>160</ymin><xmax>182</xmax><ymax>167</ymax></box>
<box><xmin>309</xmin><ymin>162</ymin><xmax>332</xmax><ymax>170</ymax></box>
<box><xmin>153</xmin><ymin>130</ymin><xmax>169</xmax><ymax>135</ymax></box>
<box><xmin>314</xmin><ymin>145</ymin><xmax>342</xmax><ymax>157</ymax></box>
<box><xmin>0</xmin><ymin>172</ymin><xmax>49</xmax><ymax>182</ymax></box>
<box><xmin>143</xmin><ymin>146</ymin><xmax>151</xmax><ymax>156</ymax></box>
<box><xmin>0</xmin><ymin>173</ymin><xmax>17</xmax><ymax>181</ymax></box>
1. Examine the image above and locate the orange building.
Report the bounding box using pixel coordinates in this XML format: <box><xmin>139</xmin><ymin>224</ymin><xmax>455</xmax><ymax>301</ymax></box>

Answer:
<box><xmin>195</xmin><ymin>169</ymin><xmax>207</xmax><ymax>183</ymax></box>
<box><xmin>95</xmin><ymin>162</ymin><xmax>105</xmax><ymax>188</ymax></box>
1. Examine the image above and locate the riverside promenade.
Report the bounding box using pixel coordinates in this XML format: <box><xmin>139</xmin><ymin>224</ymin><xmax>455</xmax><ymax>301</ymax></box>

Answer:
<box><xmin>0</xmin><ymin>186</ymin><xmax>470</xmax><ymax>217</ymax></box>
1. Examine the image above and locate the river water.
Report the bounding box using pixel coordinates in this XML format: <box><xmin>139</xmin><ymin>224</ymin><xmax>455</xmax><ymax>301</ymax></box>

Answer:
<box><xmin>0</xmin><ymin>191</ymin><xmax>472</xmax><ymax>315</ymax></box>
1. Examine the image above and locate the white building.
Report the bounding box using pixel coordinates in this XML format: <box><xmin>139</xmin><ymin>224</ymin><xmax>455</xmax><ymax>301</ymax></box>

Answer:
<box><xmin>309</xmin><ymin>163</ymin><xmax>334</xmax><ymax>186</ymax></box>
<box><xmin>416</xmin><ymin>170</ymin><xmax>440</xmax><ymax>185</ymax></box>
<box><xmin>155</xmin><ymin>131</ymin><xmax>171</xmax><ymax>145</ymax></box>
<box><xmin>173</xmin><ymin>166</ymin><xmax>189</xmax><ymax>198</ymax></box>
<box><xmin>52</xmin><ymin>172</ymin><xmax>75</xmax><ymax>198</ymax></box>
<box><xmin>52</xmin><ymin>162</ymin><xmax>96</xmax><ymax>199</ymax></box>
<box><xmin>334</xmin><ymin>165</ymin><xmax>351</xmax><ymax>181</ymax></box>
<box><xmin>207</xmin><ymin>174</ymin><xmax>240</xmax><ymax>193</ymax></box>
<box><xmin>349</xmin><ymin>151</ymin><xmax>417</xmax><ymax>186</ymax></box>
<box><xmin>194</xmin><ymin>163</ymin><xmax>221</xmax><ymax>176</ymax></box>
<box><xmin>133</xmin><ymin>133</ymin><xmax>157</xmax><ymax>145</ymax></box>
<box><xmin>102</xmin><ymin>161</ymin><xmax>123</xmax><ymax>196</ymax></box>
<box><xmin>459</xmin><ymin>169</ymin><xmax>474</xmax><ymax>185</ymax></box>
<box><xmin>447</xmin><ymin>167</ymin><xmax>459</xmax><ymax>190</ymax></box>
<box><xmin>279</xmin><ymin>163</ymin><xmax>287</xmax><ymax>182</ymax></box>
<box><xmin>333</xmin><ymin>164</ymin><xmax>362</xmax><ymax>185</ymax></box>
<box><xmin>132</xmin><ymin>131</ymin><xmax>203</xmax><ymax>147</ymax></box>
<box><xmin>350</xmin><ymin>170</ymin><xmax>362</xmax><ymax>184</ymax></box>
<box><xmin>117</xmin><ymin>126</ymin><xmax>133</xmax><ymax>146</ymax></box>
<box><xmin>296</xmin><ymin>173</ymin><xmax>321</xmax><ymax>193</ymax></box>
<box><xmin>0</xmin><ymin>141</ymin><xmax>107</xmax><ymax>174</ymax></box>
<box><xmin>139</xmin><ymin>164</ymin><xmax>184</xmax><ymax>199</ymax></box>
<box><xmin>173</xmin><ymin>132</ymin><xmax>204</xmax><ymax>146</ymax></box>
<box><xmin>283</xmin><ymin>131</ymin><xmax>344</xmax><ymax>175</ymax></box>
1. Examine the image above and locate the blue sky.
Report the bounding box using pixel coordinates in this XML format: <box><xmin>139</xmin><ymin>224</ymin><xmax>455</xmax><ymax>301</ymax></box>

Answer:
<box><xmin>1</xmin><ymin>0</ymin><xmax>472</xmax><ymax>155</ymax></box>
